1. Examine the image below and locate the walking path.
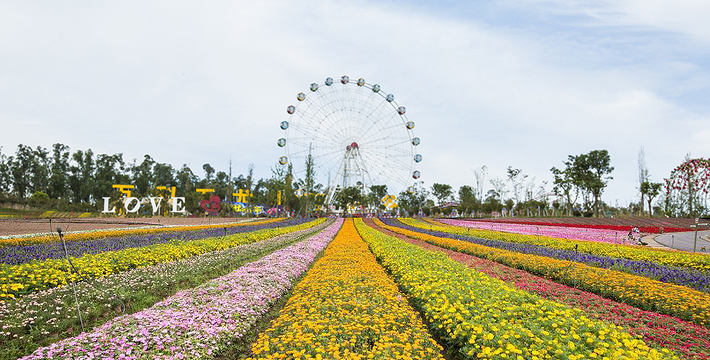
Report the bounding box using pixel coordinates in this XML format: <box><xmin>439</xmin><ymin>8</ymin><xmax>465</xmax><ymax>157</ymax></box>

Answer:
<box><xmin>652</xmin><ymin>230</ymin><xmax>710</xmax><ymax>254</ymax></box>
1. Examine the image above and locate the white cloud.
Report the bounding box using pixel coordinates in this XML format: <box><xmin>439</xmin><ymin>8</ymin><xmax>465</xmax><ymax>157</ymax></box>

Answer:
<box><xmin>0</xmin><ymin>0</ymin><xmax>708</xmax><ymax>205</ymax></box>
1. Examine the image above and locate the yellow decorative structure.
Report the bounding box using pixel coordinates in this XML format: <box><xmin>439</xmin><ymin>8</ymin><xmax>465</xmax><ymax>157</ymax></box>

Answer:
<box><xmin>112</xmin><ymin>184</ymin><xmax>135</xmax><ymax>198</ymax></box>
<box><xmin>156</xmin><ymin>186</ymin><xmax>176</xmax><ymax>197</ymax></box>
<box><xmin>195</xmin><ymin>189</ymin><xmax>215</xmax><ymax>195</ymax></box>
<box><xmin>233</xmin><ymin>189</ymin><xmax>253</xmax><ymax>203</ymax></box>
<box><xmin>382</xmin><ymin>194</ymin><xmax>398</xmax><ymax>210</ymax></box>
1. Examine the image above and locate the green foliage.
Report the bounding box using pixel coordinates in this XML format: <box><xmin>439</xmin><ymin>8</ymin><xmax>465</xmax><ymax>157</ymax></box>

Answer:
<box><xmin>398</xmin><ymin>183</ymin><xmax>428</xmax><ymax>216</ymax></box>
<box><xmin>640</xmin><ymin>181</ymin><xmax>663</xmax><ymax>217</ymax></box>
<box><xmin>334</xmin><ymin>186</ymin><xmax>362</xmax><ymax>214</ymax></box>
<box><xmin>551</xmin><ymin>150</ymin><xmax>614</xmax><ymax>217</ymax></box>
<box><xmin>431</xmin><ymin>183</ymin><xmax>453</xmax><ymax>207</ymax></box>
<box><xmin>457</xmin><ymin>185</ymin><xmax>476</xmax><ymax>214</ymax></box>
<box><xmin>367</xmin><ymin>184</ymin><xmax>388</xmax><ymax>213</ymax></box>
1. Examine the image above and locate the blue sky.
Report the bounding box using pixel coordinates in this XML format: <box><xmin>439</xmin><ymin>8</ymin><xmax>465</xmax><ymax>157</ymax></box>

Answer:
<box><xmin>0</xmin><ymin>0</ymin><xmax>708</xmax><ymax>206</ymax></box>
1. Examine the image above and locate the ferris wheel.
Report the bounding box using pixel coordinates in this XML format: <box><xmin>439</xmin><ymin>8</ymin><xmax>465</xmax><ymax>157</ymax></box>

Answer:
<box><xmin>277</xmin><ymin>75</ymin><xmax>422</xmax><ymax>208</ymax></box>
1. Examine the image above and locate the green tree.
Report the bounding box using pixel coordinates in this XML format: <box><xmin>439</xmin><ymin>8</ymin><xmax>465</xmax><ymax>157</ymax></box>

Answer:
<box><xmin>153</xmin><ymin>163</ymin><xmax>176</xmax><ymax>189</ymax></box>
<box><xmin>202</xmin><ymin>163</ymin><xmax>215</xmax><ymax>186</ymax></box>
<box><xmin>48</xmin><ymin>143</ymin><xmax>71</xmax><ymax>200</ymax></box>
<box><xmin>640</xmin><ymin>181</ymin><xmax>662</xmax><ymax>217</ymax></box>
<box><xmin>132</xmin><ymin>155</ymin><xmax>155</xmax><ymax>197</ymax></box>
<box><xmin>458</xmin><ymin>185</ymin><xmax>476</xmax><ymax>215</ymax></box>
<box><xmin>550</xmin><ymin>165</ymin><xmax>580</xmax><ymax>216</ymax></box>
<box><xmin>397</xmin><ymin>182</ymin><xmax>428</xmax><ymax>216</ymax></box>
<box><xmin>431</xmin><ymin>183</ymin><xmax>453</xmax><ymax>207</ymax></box>
<box><xmin>573</xmin><ymin>150</ymin><xmax>614</xmax><ymax>217</ymax></box>
<box><xmin>335</xmin><ymin>186</ymin><xmax>362</xmax><ymax>215</ymax></box>
<box><xmin>0</xmin><ymin>147</ymin><xmax>11</xmax><ymax>194</ymax></box>
<box><xmin>31</xmin><ymin>146</ymin><xmax>50</xmax><ymax>195</ymax></box>
<box><xmin>11</xmin><ymin>144</ymin><xmax>35</xmax><ymax>200</ymax></box>
<box><xmin>94</xmin><ymin>153</ymin><xmax>129</xmax><ymax>203</ymax></box>
<box><xmin>28</xmin><ymin>191</ymin><xmax>50</xmax><ymax>208</ymax></box>
<box><xmin>69</xmin><ymin>149</ymin><xmax>95</xmax><ymax>203</ymax></box>
<box><xmin>368</xmin><ymin>184</ymin><xmax>388</xmax><ymax>214</ymax></box>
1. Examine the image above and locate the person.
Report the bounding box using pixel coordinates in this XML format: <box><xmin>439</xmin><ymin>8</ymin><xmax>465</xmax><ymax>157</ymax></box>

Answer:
<box><xmin>627</xmin><ymin>230</ymin><xmax>635</xmax><ymax>244</ymax></box>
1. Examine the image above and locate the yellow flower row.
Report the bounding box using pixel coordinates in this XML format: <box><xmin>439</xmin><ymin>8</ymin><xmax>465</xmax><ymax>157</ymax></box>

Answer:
<box><xmin>404</xmin><ymin>218</ymin><xmax>710</xmax><ymax>273</ymax></box>
<box><xmin>247</xmin><ymin>219</ymin><xmax>444</xmax><ymax>360</ymax></box>
<box><xmin>356</xmin><ymin>219</ymin><xmax>675</xmax><ymax>360</ymax></box>
<box><xmin>0</xmin><ymin>218</ymin><xmax>281</xmax><ymax>246</ymax></box>
<box><xmin>0</xmin><ymin>219</ymin><xmax>325</xmax><ymax>300</ymax></box>
<box><xmin>377</xmin><ymin>219</ymin><xmax>710</xmax><ymax>328</ymax></box>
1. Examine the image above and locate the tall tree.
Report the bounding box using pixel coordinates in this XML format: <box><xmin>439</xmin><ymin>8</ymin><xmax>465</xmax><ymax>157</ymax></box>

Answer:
<box><xmin>574</xmin><ymin>150</ymin><xmax>614</xmax><ymax>217</ymax></box>
<box><xmin>132</xmin><ymin>155</ymin><xmax>155</xmax><ymax>197</ymax></box>
<box><xmin>48</xmin><ymin>143</ymin><xmax>71</xmax><ymax>200</ymax></box>
<box><xmin>93</xmin><ymin>153</ymin><xmax>129</xmax><ymax>202</ymax></box>
<box><xmin>640</xmin><ymin>181</ymin><xmax>662</xmax><ymax>217</ymax></box>
<box><xmin>473</xmin><ymin>165</ymin><xmax>487</xmax><ymax>203</ymax></box>
<box><xmin>31</xmin><ymin>146</ymin><xmax>50</xmax><ymax>195</ymax></box>
<box><xmin>246</xmin><ymin>163</ymin><xmax>254</xmax><ymax>214</ymax></box>
<box><xmin>368</xmin><ymin>184</ymin><xmax>388</xmax><ymax>213</ymax></box>
<box><xmin>550</xmin><ymin>165</ymin><xmax>579</xmax><ymax>216</ymax></box>
<box><xmin>458</xmin><ymin>185</ymin><xmax>476</xmax><ymax>214</ymax></box>
<box><xmin>153</xmin><ymin>163</ymin><xmax>176</xmax><ymax>189</ymax></box>
<box><xmin>0</xmin><ymin>147</ymin><xmax>12</xmax><ymax>194</ymax></box>
<box><xmin>202</xmin><ymin>163</ymin><xmax>215</xmax><ymax>186</ymax></box>
<box><xmin>506</xmin><ymin>166</ymin><xmax>527</xmax><ymax>205</ymax></box>
<box><xmin>431</xmin><ymin>183</ymin><xmax>453</xmax><ymax>207</ymax></box>
<box><xmin>11</xmin><ymin>144</ymin><xmax>36</xmax><ymax>200</ymax></box>
<box><xmin>489</xmin><ymin>178</ymin><xmax>508</xmax><ymax>203</ymax></box>
<box><xmin>398</xmin><ymin>182</ymin><xmax>428</xmax><ymax>216</ymax></box>
<box><xmin>334</xmin><ymin>186</ymin><xmax>362</xmax><ymax>214</ymax></box>
<box><xmin>69</xmin><ymin>149</ymin><xmax>95</xmax><ymax>203</ymax></box>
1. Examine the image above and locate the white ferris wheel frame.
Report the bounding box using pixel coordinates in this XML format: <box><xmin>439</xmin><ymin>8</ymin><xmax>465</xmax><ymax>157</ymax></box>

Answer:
<box><xmin>279</xmin><ymin>76</ymin><xmax>421</xmax><ymax>210</ymax></box>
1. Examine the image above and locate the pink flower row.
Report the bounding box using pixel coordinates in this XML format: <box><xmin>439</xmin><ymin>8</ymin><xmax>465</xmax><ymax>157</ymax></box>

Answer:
<box><xmin>21</xmin><ymin>219</ymin><xmax>343</xmax><ymax>360</ymax></box>
<box><xmin>440</xmin><ymin>219</ymin><xmax>634</xmax><ymax>244</ymax></box>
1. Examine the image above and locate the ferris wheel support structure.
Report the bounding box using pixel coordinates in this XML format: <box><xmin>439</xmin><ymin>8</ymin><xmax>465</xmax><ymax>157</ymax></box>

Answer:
<box><xmin>324</xmin><ymin>142</ymin><xmax>375</xmax><ymax>206</ymax></box>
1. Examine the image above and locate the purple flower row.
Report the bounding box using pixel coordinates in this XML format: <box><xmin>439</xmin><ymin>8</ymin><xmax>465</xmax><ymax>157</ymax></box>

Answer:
<box><xmin>0</xmin><ymin>219</ymin><xmax>309</xmax><ymax>265</ymax></box>
<box><xmin>383</xmin><ymin>219</ymin><xmax>710</xmax><ymax>293</ymax></box>
<box><xmin>20</xmin><ymin>218</ymin><xmax>343</xmax><ymax>360</ymax></box>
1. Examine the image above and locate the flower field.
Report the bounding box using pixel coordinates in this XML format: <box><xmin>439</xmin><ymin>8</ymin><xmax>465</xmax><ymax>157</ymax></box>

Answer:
<box><xmin>18</xmin><ymin>219</ymin><xmax>342</xmax><ymax>360</ymax></box>
<box><xmin>0</xmin><ymin>220</ymin><xmax>332</xmax><ymax>360</ymax></box>
<box><xmin>464</xmin><ymin>217</ymin><xmax>697</xmax><ymax>234</ymax></box>
<box><xmin>386</xmin><ymin>219</ymin><xmax>710</xmax><ymax>293</ymax></box>
<box><xmin>355</xmin><ymin>219</ymin><xmax>673</xmax><ymax>359</ymax></box>
<box><xmin>1</xmin><ymin>216</ymin><xmax>705</xmax><ymax>359</ymax></box>
<box><xmin>376</xmin><ymin>219</ymin><xmax>710</xmax><ymax>327</ymax></box>
<box><xmin>0</xmin><ymin>218</ymin><xmax>326</xmax><ymax>300</ymax></box>
<box><xmin>247</xmin><ymin>219</ymin><xmax>444</xmax><ymax>359</ymax></box>
<box><xmin>0</xmin><ymin>218</ymin><xmax>306</xmax><ymax>265</ymax></box>
<box><xmin>440</xmin><ymin>219</ymin><xmax>631</xmax><ymax>244</ymax></box>
<box><xmin>401</xmin><ymin>218</ymin><xmax>710</xmax><ymax>273</ymax></box>
<box><xmin>365</xmin><ymin>219</ymin><xmax>710</xmax><ymax>360</ymax></box>
<box><xmin>0</xmin><ymin>218</ymin><xmax>281</xmax><ymax>246</ymax></box>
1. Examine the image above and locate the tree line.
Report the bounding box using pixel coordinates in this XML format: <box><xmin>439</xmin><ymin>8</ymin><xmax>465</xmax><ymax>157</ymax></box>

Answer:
<box><xmin>396</xmin><ymin>150</ymin><xmax>616</xmax><ymax>218</ymax></box>
<box><xmin>0</xmin><ymin>143</ymin><xmax>311</xmax><ymax>215</ymax></box>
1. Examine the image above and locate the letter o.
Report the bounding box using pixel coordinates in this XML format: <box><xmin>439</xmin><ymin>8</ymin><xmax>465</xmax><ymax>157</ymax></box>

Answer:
<box><xmin>125</xmin><ymin>197</ymin><xmax>141</xmax><ymax>213</ymax></box>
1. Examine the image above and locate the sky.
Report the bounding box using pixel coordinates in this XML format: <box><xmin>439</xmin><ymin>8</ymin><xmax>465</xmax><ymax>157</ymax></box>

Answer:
<box><xmin>1</xmin><ymin>0</ymin><xmax>709</xmax><ymax>207</ymax></box>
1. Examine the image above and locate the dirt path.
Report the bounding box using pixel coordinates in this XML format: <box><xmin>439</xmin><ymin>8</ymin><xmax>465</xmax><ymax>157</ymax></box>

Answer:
<box><xmin>0</xmin><ymin>217</ymin><xmax>256</xmax><ymax>236</ymax></box>
<box><xmin>361</xmin><ymin>218</ymin><xmax>710</xmax><ymax>360</ymax></box>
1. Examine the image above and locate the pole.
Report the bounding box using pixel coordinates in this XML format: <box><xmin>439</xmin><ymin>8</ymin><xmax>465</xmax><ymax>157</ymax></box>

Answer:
<box><xmin>57</xmin><ymin>227</ymin><xmax>85</xmax><ymax>332</ymax></box>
